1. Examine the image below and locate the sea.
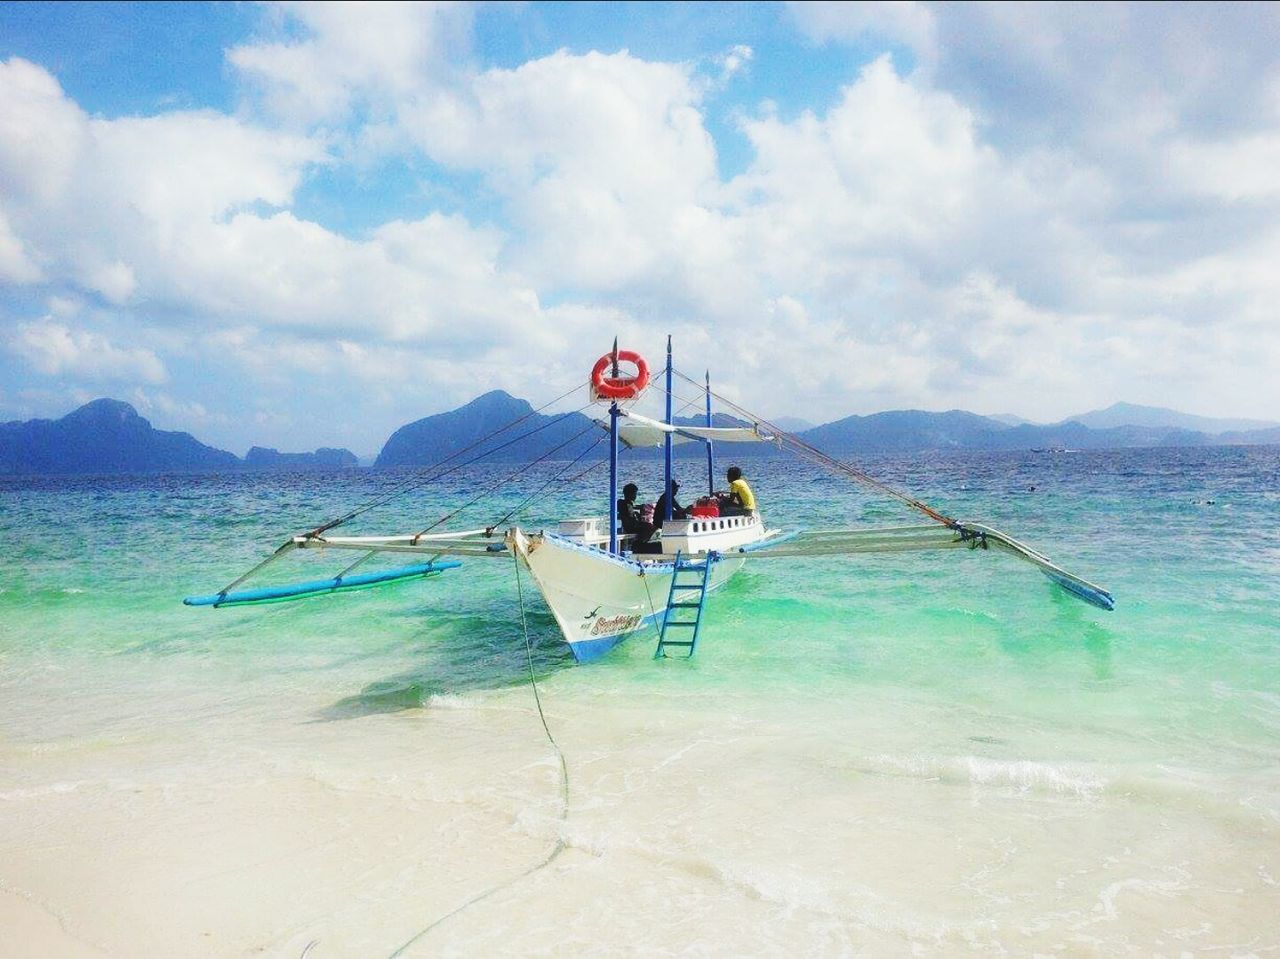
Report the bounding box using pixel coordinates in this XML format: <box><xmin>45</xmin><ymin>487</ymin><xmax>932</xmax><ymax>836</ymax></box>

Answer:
<box><xmin>1</xmin><ymin>445</ymin><xmax>1278</xmax><ymax>957</ymax></box>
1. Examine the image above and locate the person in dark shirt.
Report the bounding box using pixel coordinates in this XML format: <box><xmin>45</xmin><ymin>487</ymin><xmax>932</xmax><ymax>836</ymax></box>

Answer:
<box><xmin>653</xmin><ymin>479</ymin><xmax>687</xmax><ymax>527</ymax></box>
<box><xmin>617</xmin><ymin>482</ymin><xmax>656</xmax><ymax>545</ymax></box>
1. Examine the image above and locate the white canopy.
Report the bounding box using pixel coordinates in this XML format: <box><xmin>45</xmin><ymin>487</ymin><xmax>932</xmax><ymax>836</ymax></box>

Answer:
<box><xmin>609</xmin><ymin>409</ymin><xmax>775</xmax><ymax>449</ymax></box>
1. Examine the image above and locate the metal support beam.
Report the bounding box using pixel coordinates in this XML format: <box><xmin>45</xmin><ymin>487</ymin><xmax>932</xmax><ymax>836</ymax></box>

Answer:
<box><xmin>608</xmin><ymin>400</ymin><xmax>620</xmax><ymax>554</ymax></box>
<box><xmin>705</xmin><ymin>369</ymin><xmax>715</xmax><ymax>496</ymax></box>
<box><xmin>664</xmin><ymin>335</ymin><xmax>673</xmax><ymax>521</ymax></box>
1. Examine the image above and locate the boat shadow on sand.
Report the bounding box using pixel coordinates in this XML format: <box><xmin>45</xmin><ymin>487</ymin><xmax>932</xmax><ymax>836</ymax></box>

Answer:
<box><xmin>313</xmin><ymin>597</ymin><xmax>575</xmax><ymax>722</ymax></box>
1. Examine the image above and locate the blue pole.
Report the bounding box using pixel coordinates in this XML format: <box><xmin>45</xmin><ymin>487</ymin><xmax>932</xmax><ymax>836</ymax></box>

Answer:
<box><xmin>663</xmin><ymin>335</ymin><xmax>673</xmax><ymax>522</ymax></box>
<box><xmin>705</xmin><ymin>369</ymin><xmax>715</xmax><ymax>496</ymax></box>
<box><xmin>609</xmin><ymin>401</ymin><xmax>619</xmax><ymax>554</ymax></box>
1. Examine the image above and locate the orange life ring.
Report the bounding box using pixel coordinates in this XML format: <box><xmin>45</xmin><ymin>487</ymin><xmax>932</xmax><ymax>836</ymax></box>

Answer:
<box><xmin>591</xmin><ymin>350</ymin><xmax>650</xmax><ymax>400</ymax></box>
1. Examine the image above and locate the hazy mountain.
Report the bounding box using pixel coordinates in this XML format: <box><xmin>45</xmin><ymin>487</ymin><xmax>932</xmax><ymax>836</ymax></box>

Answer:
<box><xmin>800</xmin><ymin>409</ymin><xmax>1012</xmax><ymax>453</ymax></box>
<box><xmin>1065</xmin><ymin>402</ymin><xmax>1278</xmax><ymax>435</ymax></box>
<box><xmin>372</xmin><ymin>396</ymin><xmax>1280</xmax><ymax>467</ymax></box>
<box><xmin>374</xmin><ymin>390</ymin><xmax>599</xmax><ymax>466</ymax></box>
<box><xmin>772</xmin><ymin>416</ymin><xmax>816</xmax><ymax>432</ymax></box>
<box><xmin>1217</xmin><ymin>426</ymin><xmax>1280</xmax><ymax>445</ymax></box>
<box><xmin>791</xmin><ymin>412</ymin><xmax>1272</xmax><ymax>453</ymax></box>
<box><xmin>992</xmin><ymin>421</ymin><xmax>1210</xmax><ymax>450</ymax></box>
<box><xmin>7</xmin><ymin>394</ymin><xmax>1277</xmax><ymax>478</ymax></box>
<box><xmin>243</xmin><ymin>446</ymin><xmax>359</xmax><ymax>470</ymax></box>
<box><xmin>988</xmin><ymin>413</ymin><xmax>1037</xmax><ymax>427</ymax></box>
<box><xmin>672</xmin><ymin>412</ymin><xmax>752</xmax><ymax>429</ymax></box>
<box><xmin>0</xmin><ymin>399</ymin><xmax>361</xmax><ymax>475</ymax></box>
<box><xmin>0</xmin><ymin>399</ymin><xmax>240</xmax><ymax>475</ymax></box>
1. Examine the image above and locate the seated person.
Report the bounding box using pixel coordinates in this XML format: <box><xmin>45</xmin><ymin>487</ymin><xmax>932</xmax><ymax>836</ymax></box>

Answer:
<box><xmin>653</xmin><ymin>480</ymin><xmax>687</xmax><ymax>527</ymax></box>
<box><xmin>617</xmin><ymin>482</ymin><xmax>657</xmax><ymax>545</ymax></box>
<box><xmin>718</xmin><ymin>465</ymin><xmax>757</xmax><ymax>517</ymax></box>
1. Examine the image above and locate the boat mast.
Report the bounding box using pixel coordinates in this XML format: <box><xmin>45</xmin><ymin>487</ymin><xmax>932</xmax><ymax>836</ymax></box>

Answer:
<box><xmin>608</xmin><ymin>339</ymin><xmax>620</xmax><ymax>555</ymax></box>
<box><xmin>704</xmin><ymin>369</ymin><xmax>715</xmax><ymax>495</ymax></box>
<box><xmin>663</xmin><ymin>335</ymin><xmax>673</xmax><ymax>522</ymax></box>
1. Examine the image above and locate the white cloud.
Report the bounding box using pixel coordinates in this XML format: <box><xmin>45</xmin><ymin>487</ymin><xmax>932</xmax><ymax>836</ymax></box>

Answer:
<box><xmin>1167</xmin><ymin>133</ymin><xmax>1280</xmax><ymax>201</ymax></box>
<box><xmin>227</xmin><ymin>1</ymin><xmax>474</xmax><ymax>126</ymax></box>
<box><xmin>0</xmin><ymin>209</ymin><xmax>41</xmax><ymax>283</ymax></box>
<box><xmin>712</xmin><ymin>45</ymin><xmax>754</xmax><ymax>87</ymax></box>
<box><xmin>0</xmin><ymin>58</ymin><xmax>84</xmax><ymax>202</ymax></box>
<box><xmin>8</xmin><ymin>319</ymin><xmax>168</xmax><ymax>384</ymax></box>
<box><xmin>0</xmin><ymin>58</ymin><xmax>326</xmax><ymax>310</ymax></box>
<box><xmin>731</xmin><ymin>56</ymin><xmax>998</xmax><ymax>260</ymax></box>
<box><xmin>129</xmin><ymin>388</ymin><xmax>217</xmax><ymax>425</ymax></box>
<box><xmin>5</xmin><ymin>2</ymin><xmax>1280</xmax><ymax>449</ymax></box>
<box><xmin>0</xmin><ymin>57</ymin><xmax>583</xmax><ymax>356</ymax></box>
<box><xmin>789</xmin><ymin>1</ymin><xmax>938</xmax><ymax>72</ymax></box>
<box><xmin>405</xmin><ymin>49</ymin><xmax>723</xmax><ymax>293</ymax></box>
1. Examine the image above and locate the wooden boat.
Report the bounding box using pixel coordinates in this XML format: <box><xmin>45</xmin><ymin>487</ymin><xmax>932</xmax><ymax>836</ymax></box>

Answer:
<box><xmin>186</xmin><ymin>340</ymin><xmax>1113</xmax><ymax>663</ymax></box>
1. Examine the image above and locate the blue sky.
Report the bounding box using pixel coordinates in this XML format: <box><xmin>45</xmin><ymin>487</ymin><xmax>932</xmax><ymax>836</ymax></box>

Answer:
<box><xmin>2</xmin><ymin>2</ymin><xmax>1278</xmax><ymax>454</ymax></box>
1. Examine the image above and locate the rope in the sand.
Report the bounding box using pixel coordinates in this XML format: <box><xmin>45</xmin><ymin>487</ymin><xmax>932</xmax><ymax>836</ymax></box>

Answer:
<box><xmin>380</xmin><ymin>551</ymin><xmax>569</xmax><ymax>959</ymax></box>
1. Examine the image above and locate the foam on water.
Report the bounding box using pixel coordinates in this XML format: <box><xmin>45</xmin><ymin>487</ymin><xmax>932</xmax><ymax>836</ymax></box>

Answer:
<box><xmin>862</xmin><ymin>753</ymin><xmax>1107</xmax><ymax>799</ymax></box>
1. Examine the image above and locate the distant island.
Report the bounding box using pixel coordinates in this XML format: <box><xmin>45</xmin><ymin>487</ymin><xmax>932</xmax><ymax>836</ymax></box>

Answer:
<box><xmin>375</xmin><ymin>390</ymin><xmax>600</xmax><ymax>467</ymax></box>
<box><xmin>0</xmin><ymin>399</ymin><xmax>357</xmax><ymax>475</ymax></box>
<box><xmin>1</xmin><ymin>396</ymin><xmax>1277</xmax><ymax>476</ymax></box>
<box><xmin>244</xmin><ymin>446</ymin><xmax>359</xmax><ymax>470</ymax></box>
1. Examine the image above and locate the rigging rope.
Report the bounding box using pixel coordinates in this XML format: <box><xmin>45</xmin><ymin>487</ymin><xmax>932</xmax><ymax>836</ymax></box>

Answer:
<box><xmin>484</xmin><ymin>433</ymin><xmax>608</xmax><ymax>533</ymax></box>
<box><xmin>303</xmin><ymin>381</ymin><xmax>590</xmax><ymax>539</ymax></box>
<box><xmin>216</xmin><ymin>385</ymin><xmax>595</xmax><ymax>597</ymax></box>
<box><xmin>410</xmin><ymin>420</ymin><xmax>603</xmax><ymax>542</ymax></box>
<box><xmin>672</xmin><ymin>368</ymin><xmax>957</xmax><ymax>527</ymax></box>
<box><xmin>558</xmin><ymin>453</ymin><xmax>610</xmax><ymax>486</ymax></box>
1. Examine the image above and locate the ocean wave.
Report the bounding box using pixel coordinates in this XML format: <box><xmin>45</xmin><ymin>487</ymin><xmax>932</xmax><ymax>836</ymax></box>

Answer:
<box><xmin>863</xmin><ymin>753</ymin><xmax>1106</xmax><ymax>799</ymax></box>
<box><xmin>426</xmin><ymin>693</ymin><xmax>484</xmax><ymax>710</ymax></box>
<box><xmin>0</xmin><ymin>780</ymin><xmax>89</xmax><ymax>801</ymax></box>
<box><xmin>546</xmin><ymin>820</ymin><xmax>971</xmax><ymax>941</ymax></box>
<box><xmin>707</xmin><ymin>859</ymin><xmax>989</xmax><ymax>942</ymax></box>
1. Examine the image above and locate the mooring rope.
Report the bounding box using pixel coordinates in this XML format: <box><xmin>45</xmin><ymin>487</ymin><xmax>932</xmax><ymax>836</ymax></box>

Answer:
<box><xmin>638</xmin><ymin>564</ymin><xmax>669</xmax><ymax>650</ymax></box>
<box><xmin>380</xmin><ymin>552</ymin><xmax>569</xmax><ymax>959</ymax></box>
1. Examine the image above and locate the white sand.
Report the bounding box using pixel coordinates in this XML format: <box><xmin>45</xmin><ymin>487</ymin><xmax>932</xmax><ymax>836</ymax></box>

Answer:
<box><xmin>2</xmin><ymin>657</ymin><xmax>1279</xmax><ymax>958</ymax></box>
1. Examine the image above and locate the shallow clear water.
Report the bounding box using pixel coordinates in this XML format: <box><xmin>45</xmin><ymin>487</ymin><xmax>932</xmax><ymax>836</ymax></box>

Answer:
<box><xmin>1</xmin><ymin>447</ymin><xmax>1278</xmax><ymax>956</ymax></box>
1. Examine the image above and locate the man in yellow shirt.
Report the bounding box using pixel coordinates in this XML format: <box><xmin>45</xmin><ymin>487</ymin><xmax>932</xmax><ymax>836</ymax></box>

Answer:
<box><xmin>722</xmin><ymin>465</ymin><xmax>757</xmax><ymax>516</ymax></box>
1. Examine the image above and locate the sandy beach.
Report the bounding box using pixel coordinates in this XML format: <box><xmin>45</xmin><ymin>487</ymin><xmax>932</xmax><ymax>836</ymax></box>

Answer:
<box><xmin>4</xmin><ymin>633</ymin><xmax>1278</xmax><ymax>957</ymax></box>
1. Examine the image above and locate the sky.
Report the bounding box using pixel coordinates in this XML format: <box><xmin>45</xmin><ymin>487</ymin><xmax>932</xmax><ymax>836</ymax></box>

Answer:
<box><xmin>1</xmin><ymin>1</ymin><xmax>1278</xmax><ymax>455</ymax></box>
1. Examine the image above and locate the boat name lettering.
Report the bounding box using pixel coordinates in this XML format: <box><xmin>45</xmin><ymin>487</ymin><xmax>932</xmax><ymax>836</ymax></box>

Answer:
<box><xmin>590</xmin><ymin>613</ymin><xmax>641</xmax><ymax>636</ymax></box>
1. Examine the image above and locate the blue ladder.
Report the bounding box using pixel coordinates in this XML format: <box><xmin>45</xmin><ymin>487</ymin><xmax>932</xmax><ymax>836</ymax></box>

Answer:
<box><xmin>655</xmin><ymin>552</ymin><xmax>712</xmax><ymax>658</ymax></box>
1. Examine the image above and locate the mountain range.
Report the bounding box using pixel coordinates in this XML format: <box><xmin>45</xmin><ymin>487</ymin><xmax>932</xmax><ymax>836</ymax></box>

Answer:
<box><xmin>1</xmin><ymin>395</ymin><xmax>1276</xmax><ymax>476</ymax></box>
<box><xmin>1064</xmin><ymin>401</ymin><xmax>1279</xmax><ymax>434</ymax></box>
<box><xmin>374</xmin><ymin>390</ymin><xmax>600</xmax><ymax>467</ymax></box>
<box><xmin>0</xmin><ymin>399</ymin><xmax>356</xmax><ymax>475</ymax></box>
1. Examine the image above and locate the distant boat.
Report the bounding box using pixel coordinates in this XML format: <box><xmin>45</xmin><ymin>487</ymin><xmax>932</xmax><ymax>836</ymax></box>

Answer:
<box><xmin>187</xmin><ymin>340</ymin><xmax>1115</xmax><ymax>663</ymax></box>
<box><xmin>1030</xmin><ymin>445</ymin><xmax>1077</xmax><ymax>453</ymax></box>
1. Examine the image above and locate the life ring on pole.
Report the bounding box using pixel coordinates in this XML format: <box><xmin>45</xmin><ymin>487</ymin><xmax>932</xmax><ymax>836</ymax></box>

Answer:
<box><xmin>590</xmin><ymin>350</ymin><xmax>650</xmax><ymax>401</ymax></box>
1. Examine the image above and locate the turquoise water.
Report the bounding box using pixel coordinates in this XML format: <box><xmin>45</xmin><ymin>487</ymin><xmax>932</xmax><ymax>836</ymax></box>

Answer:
<box><xmin>2</xmin><ymin>447</ymin><xmax>1278</xmax><ymax>955</ymax></box>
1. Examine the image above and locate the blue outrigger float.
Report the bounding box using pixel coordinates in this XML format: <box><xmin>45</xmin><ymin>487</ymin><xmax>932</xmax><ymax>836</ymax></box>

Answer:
<box><xmin>186</xmin><ymin>340</ymin><xmax>1113</xmax><ymax>662</ymax></box>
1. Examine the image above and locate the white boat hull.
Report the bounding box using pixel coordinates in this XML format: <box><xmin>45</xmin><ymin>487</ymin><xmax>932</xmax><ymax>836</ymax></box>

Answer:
<box><xmin>510</xmin><ymin>529</ymin><xmax>746</xmax><ymax>662</ymax></box>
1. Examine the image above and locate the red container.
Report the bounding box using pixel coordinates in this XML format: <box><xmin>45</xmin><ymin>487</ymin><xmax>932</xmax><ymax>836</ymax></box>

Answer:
<box><xmin>690</xmin><ymin>500</ymin><xmax>719</xmax><ymax>518</ymax></box>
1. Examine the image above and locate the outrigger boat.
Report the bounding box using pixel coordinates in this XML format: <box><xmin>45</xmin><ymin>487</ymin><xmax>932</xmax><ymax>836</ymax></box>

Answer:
<box><xmin>186</xmin><ymin>340</ymin><xmax>1114</xmax><ymax>663</ymax></box>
